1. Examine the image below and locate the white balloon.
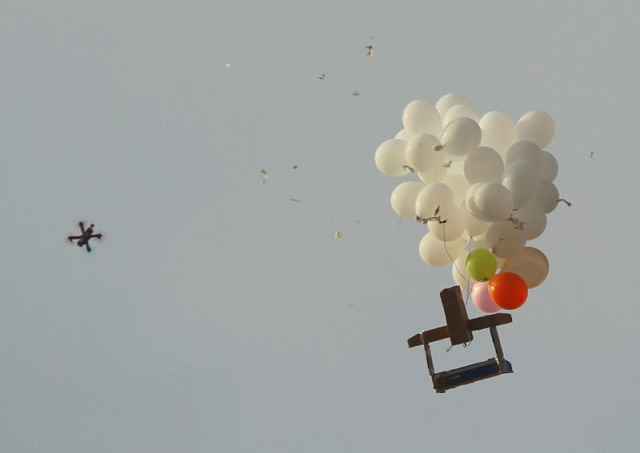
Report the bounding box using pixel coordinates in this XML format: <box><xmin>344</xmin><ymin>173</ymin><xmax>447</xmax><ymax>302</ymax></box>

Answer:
<box><xmin>415</xmin><ymin>183</ymin><xmax>455</xmax><ymax>220</ymax></box>
<box><xmin>516</xmin><ymin>110</ymin><xmax>555</xmax><ymax>148</ymax></box>
<box><xmin>469</xmin><ymin>233</ymin><xmax>490</xmax><ymax>250</ymax></box>
<box><xmin>515</xmin><ymin>202</ymin><xmax>547</xmax><ymax>240</ymax></box>
<box><xmin>442</xmin><ymin>104</ymin><xmax>480</xmax><ymax>128</ymax></box>
<box><xmin>440</xmin><ymin>117</ymin><xmax>481</xmax><ymax>156</ymax></box>
<box><xmin>390</xmin><ymin>182</ymin><xmax>425</xmax><ymax>218</ymax></box>
<box><xmin>417</xmin><ymin>164</ymin><xmax>448</xmax><ymax>183</ymax></box>
<box><xmin>501</xmin><ymin>247</ymin><xmax>549</xmax><ymax>288</ymax></box>
<box><xmin>374</xmin><ymin>139</ymin><xmax>410</xmax><ymax>176</ymax></box>
<box><xmin>465</xmin><ymin>182</ymin><xmax>490</xmax><ymax>221</ymax></box>
<box><xmin>435</xmin><ymin>93</ymin><xmax>471</xmax><ymax>118</ymax></box>
<box><xmin>442</xmin><ymin>174</ymin><xmax>469</xmax><ymax>206</ymax></box>
<box><xmin>473</xmin><ymin>182</ymin><xmax>514</xmax><ymax>222</ymax></box>
<box><xmin>540</xmin><ymin>151</ymin><xmax>559</xmax><ymax>181</ymax></box>
<box><xmin>503</xmin><ymin>160</ymin><xmax>541</xmax><ymax>209</ymax></box>
<box><xmin>405</xmin><ymin>134</ymin><xmax>444</xmax><ymax>172</ymax></box>
<box><xmin>464</xmin><ymin>146</ymin><xmax>505</xmax><ymax>184</ymax></box>
<box><xmin>402</xmin><ymin>100</ymin><xmax>441</xmax><ymax>137</ymax></box>
<box><xmin>485</xmin><ymin>221</ymin><xmax>526</xmax><ymax>258</ymax></box>
<box><xmin>447</xmin><ymin>159</ymin><xmax>466</xmax><ymax>176</ymax></box>
<box><xmin>428</xmin><ymin>207</ymin><xmax>464</xmax><ymax>242</ymax></box>
<box><xmin>505</xmin><ymin>140</ymin><xmax>543</xmax><ymax>168</ymax></box>
<box><xmin>452</xmin><ymin>250</ymin><xmax>476</xmax><ymax>293</ymax></box>
<box><xmin>479</xmin><ymin>111</ymin><xmax>516</xmax><ymax>156</ymax></box>
<box><xmin>419</xmin><ymin>232</ymin><xmax>465</xmax><ymax>267</ymax></box>
<box><xmin>395</xmin><ymin>129</ymin><xmax>411</xmax><ymax>141</ymax></box>
<box><xmin>461</xmin><ymin>204</ymin><xmax>490</xmax><ymax>237</ymax></box>
<box><xmin>534</xmin><ymin>178</ymin><xmax>559</xmax><ymax>214</ymax></box>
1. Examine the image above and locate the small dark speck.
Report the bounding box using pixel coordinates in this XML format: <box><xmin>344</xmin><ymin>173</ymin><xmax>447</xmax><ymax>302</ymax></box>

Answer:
<box><xmin>289</xmin><ymin>198</ymin><xmax>301</xmax><ymax>203</ymax></box>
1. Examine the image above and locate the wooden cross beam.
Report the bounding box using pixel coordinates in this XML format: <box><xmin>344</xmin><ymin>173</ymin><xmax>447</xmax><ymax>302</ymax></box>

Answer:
<box><xmin>407</xmin><ymin>286</ymin><xmax>512</xmax><ymax>349</ymax></box>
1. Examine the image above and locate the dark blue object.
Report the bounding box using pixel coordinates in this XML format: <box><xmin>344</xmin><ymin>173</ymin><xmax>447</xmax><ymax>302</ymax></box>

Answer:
<box><xmin>433</xmin><ymin>358</ymin><xmax>513</xmax><ymax>393</ymax></box>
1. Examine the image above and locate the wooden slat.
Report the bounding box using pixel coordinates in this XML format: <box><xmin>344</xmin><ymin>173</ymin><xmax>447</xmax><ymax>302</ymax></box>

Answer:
<box><xmin>422</xmin><ymin>326</ymin><xmax>450</xmax><ymax>344</ymax></box>
<box><xmin>407</xmin><ymin>314</ymin><xmax>511</xmax><ymax>348</ymax></box>
<box><xmin>489</xmin><ymin>326</ymin><xmax>504</xmax><ymax>359</ymax></box>
<box><xmin>407</xmin><ymin>325</ymin><xmax>450</xmax><ymax>348</ymax></box>
<box><xmin>407</xmin><ymin>333</ymin><xmax>423</xmax><ymax>348</ymax></box>
<box><xmin>440</xmin><ymin>286</ymin><xmax>473</xmax><ymax>345</ymax></box>
<box><xmin>467</xmin><ymin>313</ymin><xmax>512</xmax><ymax>332</ymax></box>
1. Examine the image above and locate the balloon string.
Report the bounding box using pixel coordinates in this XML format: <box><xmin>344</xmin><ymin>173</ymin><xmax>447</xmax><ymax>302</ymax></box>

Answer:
<box><xmin>440</xmin><ymin>221</ymin><xmax>472</xmax><ymax>305</ymax></box>
<box><xmin>557</xmin><ymin>198</ymin><xmax>572</xmax><ymax>207</ymax></box>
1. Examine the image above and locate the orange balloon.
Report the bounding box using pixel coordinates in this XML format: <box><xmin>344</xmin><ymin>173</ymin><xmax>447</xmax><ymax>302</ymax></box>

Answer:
<box><xmin>488</xmin><ymin>271</ymin><xmax>528</xmax><ymax>310</ymax></box>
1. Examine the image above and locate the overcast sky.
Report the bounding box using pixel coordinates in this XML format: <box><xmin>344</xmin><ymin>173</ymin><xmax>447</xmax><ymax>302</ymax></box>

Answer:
<box><xmin>1</xmin><ymin>1</ymin><xmax>640</xmax><ymax>452</ymax></box>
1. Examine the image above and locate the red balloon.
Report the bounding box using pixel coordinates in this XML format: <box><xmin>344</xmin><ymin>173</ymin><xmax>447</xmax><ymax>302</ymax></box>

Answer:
<box><xmin>488</xmin><ymin>272</ymin><xmax>528</xmax><ymax>310</ymax></box>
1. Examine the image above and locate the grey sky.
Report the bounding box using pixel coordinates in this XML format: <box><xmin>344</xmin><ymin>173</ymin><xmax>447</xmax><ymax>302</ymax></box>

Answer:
<box><xmin>1</xmin><ymin>1</ymin><xmax>639</xmax><ymax>452</ymax></box>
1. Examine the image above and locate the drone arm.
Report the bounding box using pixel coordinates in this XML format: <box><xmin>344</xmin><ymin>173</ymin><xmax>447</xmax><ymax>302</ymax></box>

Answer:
<box><xmin>79</xmin><ymin>222</ymin><xmax>86</xmax><ymax>234</ymax></box>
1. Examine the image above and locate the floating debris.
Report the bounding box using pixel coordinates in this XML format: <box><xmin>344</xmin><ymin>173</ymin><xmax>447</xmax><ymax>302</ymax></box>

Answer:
<box><xmin>293</xmin><ymin>165</ymin><xmax>299</xmax><ymax>170</ymax></box>
<box><xmin>260</xmin><ymin>169</ymin><xmax>268</xmax><ymax>185</ymax></box>
<box><xmin>319</xmin><ymin>73</ymin><xmax>326</xmax><ymax>80</ymax></box>
<box><xmin>365</xmin><ymin>45</ymin><xmax>373</xmax><ymax>56</ymax></box>
<box><xmin>402</xmin><ymin>165</ymin><xmax>415</xmax><ymax>173</ymax></box>
<box><xmin>415</xmin><ymin>206</ymin><xmax>447</xmax><ymax>225</ymax></box>
<box><xmin>288</xmin><ymin>198</ymin><xmax>301</xmax><ymax>203</ymax></box>
<box><xmin>590</xmin><ymin>151</ymin><xmax>594</xmax><ymax>159</ymax></box>
<box><xmin>224</xmin><ymin>63</ymin><xmax>231</xmax><ymax>69</ymax></box>
<box><xmin>443</xmin><ymin>161</ymin><xmax>452</xmax><ymax>168</ymax></box>
<box><xmin>333</xmin><ymin>231</ymin><xmax>343</xmax><ymax>239</ymax></box>
<box><xmin>352</xmin><ymin>90</ymin><xmax>360</xmax><ymax>97</ymax></box>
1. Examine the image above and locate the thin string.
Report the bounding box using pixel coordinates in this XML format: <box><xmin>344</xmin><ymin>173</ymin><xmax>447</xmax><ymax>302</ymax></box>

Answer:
<box><xmin>438</xmin><ymin>219</ymin><xmax>473</xmax><ymax>305</ymax></box>
<box><xmin>437</xmin><ymin>216</ymin><xmax>475</xmax><ymax>353</ymax></box>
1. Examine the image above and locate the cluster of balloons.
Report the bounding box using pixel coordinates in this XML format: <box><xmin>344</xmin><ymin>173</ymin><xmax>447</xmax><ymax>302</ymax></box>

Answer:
<box><xmin>375</xmin><ymin>94</ymin><xmax>561</xmax><ymax>312</ymax></box>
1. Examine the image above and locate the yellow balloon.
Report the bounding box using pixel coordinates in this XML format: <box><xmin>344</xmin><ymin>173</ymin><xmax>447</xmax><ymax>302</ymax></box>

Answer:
<box><xmin>466</xmin><ymin>248</ymin><xmax>498</xmax><ymax>281</ymax></box>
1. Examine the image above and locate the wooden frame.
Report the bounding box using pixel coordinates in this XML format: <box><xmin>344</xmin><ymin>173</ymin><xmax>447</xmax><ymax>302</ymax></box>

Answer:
<box><xmin>408</xmin><ymin>286</ymin><xmax>514</xmax><ymax>393</ymax></box>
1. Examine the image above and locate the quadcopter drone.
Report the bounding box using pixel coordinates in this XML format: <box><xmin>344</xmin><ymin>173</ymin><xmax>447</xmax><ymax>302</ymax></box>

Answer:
<box><xmin>67</xmin><ymin>221</ymin><xmax>103</xmax><ymax>252</ymax></box>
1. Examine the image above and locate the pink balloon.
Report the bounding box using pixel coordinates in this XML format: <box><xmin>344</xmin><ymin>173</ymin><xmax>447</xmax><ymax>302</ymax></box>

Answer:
<box><xmin>471</xmin><ymin>281</ymin><xmax>501</xmax><ymax>314</ymax></box>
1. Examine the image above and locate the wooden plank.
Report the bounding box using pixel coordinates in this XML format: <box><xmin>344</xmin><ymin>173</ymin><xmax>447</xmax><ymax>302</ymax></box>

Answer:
<box><xmin>407</xmin><ymin>325</ymin><xmax>450</xmax><ymax>348</ymax></box>
<box><xmin>407</xmin><ymin>333</ymin><xmax>423</xmax><ymax>348</ymax></box>
<box><xmin>423</xmin><ymin>342</ymin><xmax>435</xmax><ymax>375</ymax></box>
<box><xmin>422</xmin><ymin>326</ymin><xmax>450</xmax><ymax>344</ymax></box>
<box><xmin>467</xmin><ymin>313</ymin><xmax>512</xmax><ymax>332</ymax></box>
<box><xmin>489</xmin><ymin>326</ymin><xmax>504</xmax><ymax>359</ymax></box>
<box><xmin>440</xmin><ymin>286</ymin><xmax>473</xmax><ymax>345</ymax></box>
